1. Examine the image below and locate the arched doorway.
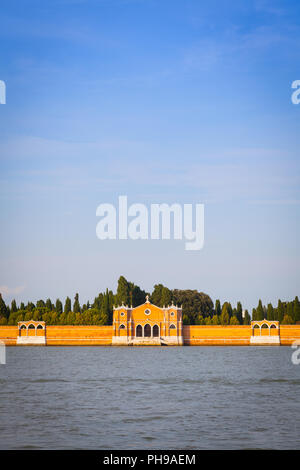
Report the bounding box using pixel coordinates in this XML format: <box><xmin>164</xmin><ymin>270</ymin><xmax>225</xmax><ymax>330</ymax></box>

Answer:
<box><xmin>136</xmin><ymin>325</ymin><xmax>143</xmax><ymax>337</ymax></box>
<box><xmin>253</xmin><ymin>324</ymin><xmax>260</xmax><ymax>336</ymax></box>
<box><xmin>28</xmin><ymin>324</ymin><xmax>36</xmax><ymax>336</ymax></box>
<box><xmin>153</xmin><ymin>325</ymin><xmax>159</xmax><ymax>337</ymax></box>
<box><xmin>144</xmin><ymin>324</ymin><xmax>151</xmax><ymax>337</ymax></box>
<box><xmin>20</xmin><ymin>324</ymin><xmax>27</xmax><ymax>337</ymax></box>
<box><xmin>36</xmin><ymin>324</ymin><xmax>44</xmax><ymax>336</ymax></box>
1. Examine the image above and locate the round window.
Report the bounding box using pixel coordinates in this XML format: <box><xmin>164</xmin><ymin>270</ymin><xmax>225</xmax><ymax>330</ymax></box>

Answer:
<box><xmin>120</xmin><ymin>312</ymin><xmax>125</xmax><ymax>316</ymax></box>
<box><xmin>171</xmin><ymin>311</ymin><xmax>175</xmax><ymax>316</ymax></box>
<box><xmin>144</xmin><ymin>309</ymin><xmax>151</xmax><ymax>315</ymax></box>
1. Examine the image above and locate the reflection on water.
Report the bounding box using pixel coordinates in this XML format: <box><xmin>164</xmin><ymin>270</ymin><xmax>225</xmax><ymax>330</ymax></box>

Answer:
<box><xmin>0</xmin><ymin>346</ymin><xmax>299</xmax><ymax>449</ymax></box>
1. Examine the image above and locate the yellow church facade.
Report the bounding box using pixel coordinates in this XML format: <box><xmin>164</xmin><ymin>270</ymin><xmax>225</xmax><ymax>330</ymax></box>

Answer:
<box><xmin>112</xmin><ymin>296</ymin><xmax>183</xmax><ymax>346</ymax></box>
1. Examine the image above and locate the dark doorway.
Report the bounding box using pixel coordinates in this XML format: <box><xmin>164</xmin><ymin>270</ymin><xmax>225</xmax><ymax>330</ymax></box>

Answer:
<box><xmin>144</xmin><ymin>324</ymin><xmax>151</xmax><ymax>337</ymax></box>
<box><xmin>153</xmin><ymin>325</ymin><xmax>159</xmax><ymax>337</ymax></box>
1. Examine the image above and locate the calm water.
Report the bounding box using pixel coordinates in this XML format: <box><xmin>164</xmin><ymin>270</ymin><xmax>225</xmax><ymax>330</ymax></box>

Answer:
<box><xmin>0</xmin><ymin>346</ymin><xmax>299</xmax><ymax>449</ymax></box>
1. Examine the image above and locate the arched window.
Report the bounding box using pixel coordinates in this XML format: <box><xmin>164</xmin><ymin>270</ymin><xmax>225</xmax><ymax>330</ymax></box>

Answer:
<box><xmin>136</xmin><ymin>325</ymin><xmax>143</xmax><ymax>337</ymax></box>
<box><xmin>270</xmin><ymin>324</ymin><xmax>277</xmax><ymax>329</ymax></box>
<box><xmin>28</xmin><ymin>324</ymin><xmax>35</xmax><ymax>329</ymax></box>
<box><xmin>144</xmin><ymin>324</ymin><xmax>151</xmax><ymax>337</ymax></box>
<box><xmin>261</xmin><ymin>323</ymin><xmax>269</xmax><ymax>329</ymax></box>
<box><xmin>153</xmin><ymin>325</ymin><xmax>159</xmax><ymax>337</ymax></box>
<box><xmin>253</xmin><ymin>324</ymin><xmax>260</xmax><ymax>329</ymax></box>
<box><xmin>119</xmin><ymin>324</ymin><xmax>125</xmax><ymax>329</ymax></box>
<box><xmin>20</xmin><ymin>325</ymin><xmax>26</xmax><ymax>329</ymax></box>
<box><xmin>170</xmin><ymin>324</ymin><xmax>176</xmax><ymax>330</ymax></box>
<box><xmin>37</xmin><ymin>324</ymin><xmax>43</xmax><ymax>330</ymax></box>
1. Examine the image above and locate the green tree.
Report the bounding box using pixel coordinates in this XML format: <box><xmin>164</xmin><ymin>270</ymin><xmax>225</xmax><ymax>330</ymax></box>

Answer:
<box><xmin>287</xmin><ymin>301</ymin><xmax>294</xmax><ymax>323</ymax></box>
<box><xmin>172</xmin><ymin>289</ymin><xmax>213</xmax><ymax>324</ymax></box>
<box><xmin>36</xmin><ymin>300</ymin><xmax>45</xmax><ymax>309</ymax></box>
<box><xmin>220</xmin><ymin>303</ymin><xmax>230</xmax><ymax>325</ymax></box>
<box><xmin>282</xmin><ymin>314</ymin><xmax>293</xmax><ymax>325</ymax></box>
<box><xmin>161</xmin><ymin>287</ymin><xmax>172</xmax><ymax>307</ymax></box>
<box><xmin>45</xmin><ymin>298</ymin><xmax>53</xmax><ymax>311</ymax></box>
<box><xmin>215</xmin><ymin>299</ymin><xmax>221</xmax><ymax>317</ymax></box>
<box><xmin>73</xmin><ymin>293</ymin><xmax>81</xmax><ymax>313</ymax></box>
<box><xmin>267</xmin><ymin>303</ymin><xmax>274</xmax><ymax>321</ymax></box>
<box><xmin>243</xmin><ymin>310</ymin><xmax>251</xmax><ymax>325</ymax></box>
<box><xmin>11</xmin><ymin>299</ymin><xmax>17</xmax><ymax>313</ymax></box>
<box><xmin>116</xmin><ymin>276</ymin><xmax>130</xmax><ymax>306</ymax></box>
<box><xmin>66</xmin><ymin>311</ymin><xmax>76</xmax><ymax>325</ymax></box>
<box><xmin>27</xmin><ymin>301</ymin><xmax>35</xmax><ymax>312</ymax></box>
<box><xmin>230</xmin><ymin>316</ymin><xmax>239</xmax><ymax>325</ymax></box>
<box><xmin>212</xmin><ymin>314</ymin><xmax>220</xmax><ymax>325</ymax></box>
<box><xmin>59</xmin><ymin>312</ymin><xmax>67</xmax><ymax>325</ymax></box>
<box><xmin>236</xmin><ymin>302</ymin><xmax>243</xmax><ymax>324</ymax></box>
<box><xmin>277</xmin><ymin>300</ymin><xmax>284</xmax><ymax>323</ymax></box>
<box><xmin>55</xmin><ymin>299</ymin><xmax>63</xmax><ymax>315</ymax></box>
<box><xmin>150</xmin><ymin>284</ymin><xmax>164</xmax><ymax>306</ymax></box>
<box><xmin>64</xmin><ymin>297</ymin><xmax>71</xmax><ymax>314</ymax></box>
<box><xmin>293</xmin><ymin>296</ymin><xmax>300</xmax><ymax>323</ymax></box>
<box><xmin>256</xmin><ymin>299</ymin><xmax>265</xmax><ymax>320</ymax></box>
<box><xmin>0</xmin><ymin>294</ymin><xmax>8</xmax><ymax>320</ymax></box>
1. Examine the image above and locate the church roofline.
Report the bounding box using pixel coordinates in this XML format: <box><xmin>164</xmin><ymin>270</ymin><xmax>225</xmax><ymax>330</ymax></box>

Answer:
<box><xmin>113</xmin><ymin>299</ymin><xmax>183</xmax><ymax>311</ymax></box>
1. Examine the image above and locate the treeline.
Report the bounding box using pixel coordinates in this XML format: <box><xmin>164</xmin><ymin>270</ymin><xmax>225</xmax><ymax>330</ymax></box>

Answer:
<box><xmin>0</xmin><ymin>276</ymin><xmax>299</xmax><ymax>326</ymax></box>
<box><xmin>251</xmin><ymin>298</ymin><xmax>300</xmax><ymax>324</ymax></box>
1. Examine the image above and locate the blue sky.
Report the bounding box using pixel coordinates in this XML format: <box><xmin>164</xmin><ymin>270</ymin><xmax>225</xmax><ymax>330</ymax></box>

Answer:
<box><xmin>0</xmin><ymin>0</ymin><xmax>299</xmax><ymax>310</ymax></box>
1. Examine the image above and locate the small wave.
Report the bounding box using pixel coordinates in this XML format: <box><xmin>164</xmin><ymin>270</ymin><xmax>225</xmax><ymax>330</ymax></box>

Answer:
<box><xmin>122</xmin><ymin>416</ymin><xmax>163</xmax><ymax>424</ymax></box>
<box><xmin>28</xmin><ymin>378</ymin><xmax>69</xmax><ymax>383</ymax></box>
<box><xmin>259</xmin><ymin>378</ymin><xmax>300</xmax><ymax>385</ymax></box>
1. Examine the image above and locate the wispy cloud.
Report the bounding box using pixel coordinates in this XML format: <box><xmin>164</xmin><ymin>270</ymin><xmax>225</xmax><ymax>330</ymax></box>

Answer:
<box><xmin>0</xmin><ymin>285</ymin><xmax>26</xmax><ymax>297</ymax></box>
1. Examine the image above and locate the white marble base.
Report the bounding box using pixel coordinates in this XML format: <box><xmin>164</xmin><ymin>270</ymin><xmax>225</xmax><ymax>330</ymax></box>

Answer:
<box><xmin>250</xmin><ymin>336</ymin><xmax>280</xmax><ymax>345</ymax></box>
<box><xmin>112</xmin><ymin>336</ymin><xmax>183</xmax><ymax>346</ymax></box>
<box><xmin>17</xmin><ymin>336</ymin><xmax>46</xmax><ymax>345</ymax></box>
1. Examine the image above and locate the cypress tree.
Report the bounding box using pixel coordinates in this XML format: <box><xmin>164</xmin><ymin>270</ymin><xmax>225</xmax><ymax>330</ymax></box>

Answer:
<box><xmin>267</xmin><ymin>303</ymin><xmax>274</xmax><ymax>321</ymax></box>
<box><xmin>287</xmin><ymin>302</ymin><xmax>294</xmax><ymax>323</ymax></box>
<box><xmin>256</xmin><ymin>299</ymin><xmax>264</xmax><ymax>320</ymax></box>
<box><xmin>55</xmin><ymin>299</ymin><xmax>63</xmax><ymax>315</ymax></box>
<box><xmin>243</xmin><ymin>310</ymin><xmax>251</xmax><ymax>325</ymax></box>
<box><xmin>73</xmin><ymin>293</ymin><xmax>81</xmax><ymax>313</ymax></box>
<box><xmin>277</xmin><ymin>300</ymin><xmax>284</xmax><ymax>323</ymax></box>
<box><xmin>220</xmin><ymin>304</ymin><xmax>230</xmax><ymax>325</ymax></box>
<box><xmin>11</xmin><ymin>299</ymin><xmax>17</xmax><ymax>313</ymax></box>
<box><xmin>215</xmin><ymin>299</ymin><xmax>221</xmax><ymax>317</ymax></box>
<box><xmin>0</xmin><ymin>294</ymin><xmax>8</xmax><ymax>319</ymax></box>
<box><xmin>236</xmin><ymin>302</ymin><xmax>243</xmax><ymax>324</ymax></box>
<box><xmin>64</xmin><ymin>297</ymin><xmax>71</xmax><ymax>314</ymax></box>
<box><xmin>293</xmin><ymin>296</ymin><xmax>300</xmax><ymax>323</ymax></box>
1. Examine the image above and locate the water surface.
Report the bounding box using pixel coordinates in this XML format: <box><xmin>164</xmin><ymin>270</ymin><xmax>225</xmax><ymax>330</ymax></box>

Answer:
<box><xmin>0</xmin><ymin>346</ymin><xmax>299</xmax><ymax>449</ymax></box>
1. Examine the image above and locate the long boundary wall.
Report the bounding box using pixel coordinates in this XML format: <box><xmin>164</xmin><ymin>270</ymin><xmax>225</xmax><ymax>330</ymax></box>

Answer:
<box><xmin>0</xmin><ymin>324</ymin><xmax>300</xmax><ymax>346</ymax></box>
